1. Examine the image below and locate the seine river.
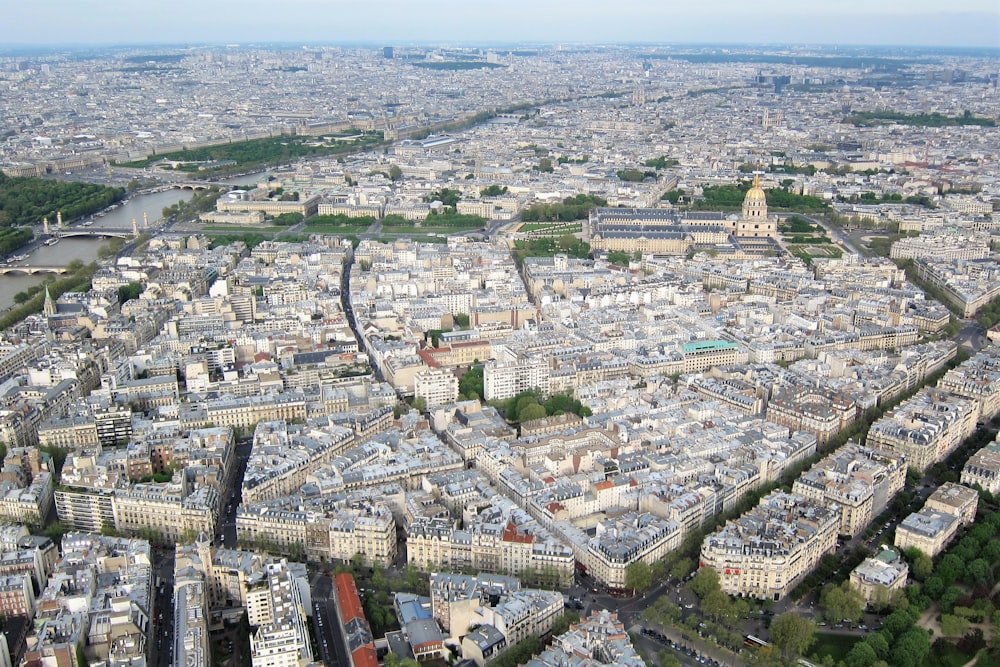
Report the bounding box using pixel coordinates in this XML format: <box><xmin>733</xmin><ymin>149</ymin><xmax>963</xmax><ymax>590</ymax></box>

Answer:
<box><xmin>0</xmin><ymin>188</ymin><xmax>195</xmax><ymax>311</ymax></box>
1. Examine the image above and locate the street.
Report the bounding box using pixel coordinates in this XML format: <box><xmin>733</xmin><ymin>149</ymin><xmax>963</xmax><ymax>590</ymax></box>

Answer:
<box><xmin>217</xmin><ymin>439</ymin><xmax>254</xmax><ymax>549</ymax></box>
<box><xmin>311</xmin><ymin>574</ymin><xmax>351</xmax><ymax>667</ymax></box>
<box><xmin>151</xmin><ymin>546</ymin><xmax>175</xmax><ymax>667</ymax></box>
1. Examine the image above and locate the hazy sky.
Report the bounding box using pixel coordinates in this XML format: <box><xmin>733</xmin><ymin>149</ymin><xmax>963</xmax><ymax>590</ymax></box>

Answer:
<box><xmin>2</xmin><ymin>0</ymin><xmax>998</xmax><ymax>48</ymax></box>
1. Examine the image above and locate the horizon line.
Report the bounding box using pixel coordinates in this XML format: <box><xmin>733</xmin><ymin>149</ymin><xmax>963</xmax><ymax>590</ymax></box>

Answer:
<box><xmin>1</xmin><ymin>40</ymin><xmax>999</xmax><ymax>53</ymax></box>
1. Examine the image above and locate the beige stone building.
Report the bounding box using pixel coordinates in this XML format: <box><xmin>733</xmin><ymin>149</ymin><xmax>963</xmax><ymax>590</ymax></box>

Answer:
<box><xmin>849</xmin><ymin>548</ymin><xmax>909</xmax><ymax>607</ymax></box>
<box><xmin>924</xmin><ymin>482</ymin><xmax>978</xmax><ymax>526</ymax></box>
<box><xmin>866</xmin><ymin>389</ymin><xmax>978</xmax><ymax>473</ymax></box>
<box><xmin>961</xmin><ymin>441</ymin><xmax>1000</xmax><ymax>494</ymax></box>
<box><xmin>791</xmin><ymin>443</ymin><xmax>907</xmax><ymax>537</ymax></box>
<box><xmin>700</xmin><ymin>491</ymin><xmax>839</xmax><ymax>600</ymax></box>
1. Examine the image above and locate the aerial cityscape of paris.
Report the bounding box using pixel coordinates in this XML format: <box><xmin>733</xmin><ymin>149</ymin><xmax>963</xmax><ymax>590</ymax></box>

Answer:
<box><xmin>0</xmin><ymin>2</ymin><xmax>998</xmax><ymax>667</ymax></box>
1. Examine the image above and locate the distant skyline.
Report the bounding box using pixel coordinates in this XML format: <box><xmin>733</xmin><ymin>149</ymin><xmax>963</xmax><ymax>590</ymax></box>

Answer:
<box><xmin>3</xmin><ymin>0</ymin><xmax>999</xmax><ymax>49</ymax></box>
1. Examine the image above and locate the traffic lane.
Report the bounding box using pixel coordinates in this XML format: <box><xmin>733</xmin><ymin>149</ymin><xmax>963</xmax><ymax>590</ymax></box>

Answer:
<box><xmin>323</xmin><ymin>596</ymin><xmax>351</xmax><ymax>667</ymax></box>
<box><xmin>312</xmin><ymin>575</ymin><xmax>350</xmax><ymax>667</ymax></box>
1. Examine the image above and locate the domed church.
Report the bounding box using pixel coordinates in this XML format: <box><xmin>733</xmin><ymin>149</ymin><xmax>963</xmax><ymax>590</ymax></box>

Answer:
<box><xmin>734</xmin><ymin>174</ymin><xmax>777</xmax><ymax>239</ymax></box>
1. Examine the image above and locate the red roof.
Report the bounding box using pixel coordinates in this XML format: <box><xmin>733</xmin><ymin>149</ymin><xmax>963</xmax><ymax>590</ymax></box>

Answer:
<box><xmin>501</xmin><ymin>520</ymin><xmax>534</xmax><ymax>544</ymax></box>
<box><xmin>352</xmin><ymin>645</ymin><xmax>379</xmax><ymax>667</ymax></box>
<box><xmin>417</xmin><ymin>349</ymin><xmax>441</xmax><ymax>368</ymax></box>
<box><xmin>333</xmin><ymin>573</ymin><xmax>365</xmax><ymax>624</ymax></box>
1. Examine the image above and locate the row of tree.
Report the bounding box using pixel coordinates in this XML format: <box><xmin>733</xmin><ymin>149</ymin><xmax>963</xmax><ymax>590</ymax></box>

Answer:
<box><xmin>843</xmin><ymin>110</ymin><xmax>996</xmax><ymax>128</ymax></box>
<box><xmin>305</xmin><ymin>213</ymin><xmax>377</xmax><ymax>227</ymax></box>
<box><xmin>693</xmin><ymin>182</ymin><xmax>830</xmax><ymax>213</ymax></box>
<box><xmin>511</xmin><ymin>235</ymin><xmax>590</xmax><ymax>267</ymax></box>
<box><xmin>117</xmin><ymin>132</ymin><xmax>386</xmax><ymax>173</ymax></box>
<box><xmin>0</xmin><ymin>173</ymin><xmax>125</xmax><ymax>227</ymax></box>
<box><xmin>0</xmin><ymin>226</ymin><xmax>33</xmax><ymax>257</ymax></box>
<box><xmin>382</xmin><ymin>212</ymin><xmax>486</xmax><ymax>228</ymax></box>
<box><xmin>499</xmin><ymin>390</ymin><xmax>593</xmax><ymax>424</ymax></box>
<box><xmin>520</xmin><ymin>194</ymin><xmax>607</xmax><ymax>222</ymax></box>
<box><xmin>0</xmin><ymin>260</ymin><xmax>97</xmax><ymax>330</ymax></box>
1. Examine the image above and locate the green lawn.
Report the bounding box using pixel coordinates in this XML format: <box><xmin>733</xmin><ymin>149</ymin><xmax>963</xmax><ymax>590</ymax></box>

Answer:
<box><xmin>303</xmin><ymin>225</ymin><xmax>371</xmax><ymax>235</ymax></box>
<box><xmin>519</xmin><ymin>223</ymin><xmax>583</xmax><ymax>235</ymax></box>
<box><xmin>810</xmin><ymin>633</ymin><xmax>860</xmax><ymax>663</ymax></box>
<box><xmin>377</xmin><ymin>235</ymin><xmax>448</xmax><ymax>244</ymax></box>
<box><xmin>201</xmin><ymin>225</ymin><xmax>282</xmax><ymax>232</ymax></box>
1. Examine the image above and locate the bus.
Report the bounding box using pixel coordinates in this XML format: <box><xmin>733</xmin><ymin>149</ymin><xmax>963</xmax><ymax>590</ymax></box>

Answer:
<box><xmin>745</xmin><ymin>635</ymin><xmax>770</xmax><ymax>648</ymax></box>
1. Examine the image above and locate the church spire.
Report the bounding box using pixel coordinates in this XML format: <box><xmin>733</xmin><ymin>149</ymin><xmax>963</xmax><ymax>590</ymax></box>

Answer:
<box><xmin>43</xmin><ymin>285</ymin><xmax>56</xmax><ymax>316</ymax></box>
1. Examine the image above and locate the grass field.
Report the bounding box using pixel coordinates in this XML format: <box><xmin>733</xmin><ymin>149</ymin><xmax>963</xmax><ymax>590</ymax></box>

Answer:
<box><xmin>377</xmin><ymin>234</ymin><xmax>448</xmax><ymax>244</ymax></box>
<box><xmin>518</xmin><ymin>223</ymin><xmax>583</xmax><ymax>235</ymax></box>
<box><xmin>303</xmin><ymin>225</ymin><xmax>371</xmax><ymax>235</ymax></box>
<box><xmin>201</xmin><ymin>225</ymin><xmax>283</xmax><ymax>232</ymax></box>
<box><xmin>810</xmin><ymin>633</ymin><xmax>859</xmax><ymax>663</ymax></box>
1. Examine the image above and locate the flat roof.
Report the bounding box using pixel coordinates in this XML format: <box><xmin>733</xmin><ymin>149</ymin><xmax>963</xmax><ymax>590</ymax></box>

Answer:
<box><xmin>682</xmin><ymin>340</ymin><xmax>738</xmax><ymax>354</ymax></box>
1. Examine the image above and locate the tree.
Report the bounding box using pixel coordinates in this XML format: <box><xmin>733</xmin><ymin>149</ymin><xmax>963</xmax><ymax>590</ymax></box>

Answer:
<box><xmin>480</xmin><ymin>185</ymin><xmax>508</xmax><ymax>197</ymax></box>
<box><xmin>922</xmin><ymin>576</ymin><xmax>944</xmax><ymax>600</ymax></box>
<box><xmin>911</xmin><ymin>552</ymin><xmax>933</xmax><ymax>581</ymax></box>
<box><xmin>703</xmin><ymin>589</ymin><xmax>734</xmax><ymax>624</ymax></box>
<box><xmin>769</xmin><ymin>612</ymin><xmax>816</xmax><ymax>660</ymax></box>
<box><xmin>607</xmin><ymin>251</ymin><xmax>631</xmax><ymax>267</ymax></box>
<box><xmin>882</xmin><ymin>610</ymin><xmax>915</xmax><ymax>642</ymax></box>
<box><xmin>940</xmin><ymin>614</ymin><xmax>969</xmax><ymax>637</ymax></box>
<box><xmin>519</xmin><ymin>403</ymin><xmax>547</xmax><ymax>422</ymax></box>
<box><xmin>867</xmin><ymin>633</ymin><xmax>890</xmax><ymax>661</ymax></box>
<box><xmin>658</xmin><ymin>651</ymin><xmax>681</xmax><ymax>667</ymax></box>
<box><xmin>689</xmin><ymin>566</ymin><xmax>720</xmax><ymax>599</ymax></box>
<box><xmin>388</xmin><ymin>164</ymin><xmax>402</xmax><ymax>181</ymax></box>
<box><xmin>551</xmin><ymin>611</ymin><xmax>579</xmax><ymax>636</ymax></box>
<box><xmin>458</xmin><ymin>366</ymin><xmax>484</xmax><ymax>401</ymax></box>
<box><xmin>937</xmin><ymin>553</ymin><xmax>964</xmax><ymax>586</ymax></box>
<box><xmin>117</xmin><ymin>281</ymin><xmax>144</xmax><ymax>305</ymax></box>
<box><xmin>670</xmin><ymin>557</ymin><xmax>694</xmax><ymax>581</ymax></box>
<box><xmin>940</xmin><ymin>585</ymin><xmax>965</xmax><ymax>615</ymax></box>
<box><xmin>890</xmin><ymin>628</ymin><xmax>930</xmax><ymax>667</ymax></box>
<box><xmin>965</xmin><ymin>558</ymin><xmax>991</xmax><ymax>587</ymax></box>
<box><xmin>537</xmin><ymin>157</ymin><xmax>553</xmax><ymax>173</ymax></box>
<box><xmin>821</xmin><ymin>581</ymin><xmax>864</xmax><ymax>623</ymax></box>
<box><xmin>844</xmin><ymin>641</ymin><xmax>878</xmax><ymax>667</ymax></box>
<box><xmin>625</xmin><ymin>561</ymin><xmax>652</xmax><ymax>594</ymax></box>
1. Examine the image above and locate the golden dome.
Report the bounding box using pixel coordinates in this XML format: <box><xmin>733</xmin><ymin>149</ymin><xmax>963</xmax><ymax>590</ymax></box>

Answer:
<box><xmin>744</xmin><ymin>174</ymin><xmax>767</xmax><ymax>202</ymax></box>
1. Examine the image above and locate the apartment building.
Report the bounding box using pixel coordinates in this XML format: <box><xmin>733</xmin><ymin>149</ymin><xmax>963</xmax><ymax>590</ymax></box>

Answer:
<box><xmin>23</xmin><ymin>533</ymin><xmax>152</xmax><ymax>667</ymax></box>
<box><xmin>893</xmin><ymin>508</ymin><xmax>961</xmax><ymax>558</ymax></box>
<box><xmin>236</xmin><ymin>501</ymin><xmax>397</xmax><ymax>566</ymax></box>
<box><xmin>414</xmin><ymin>367</ymin><xmax>460</xmax><ymax>409</ymax></box>
<box><xmin>681</xmin><ymin>340</ymin><xmax>741</xmax><ymax>374</ymax></box>
<box><xmin>849</xmin><ymin>548</ymin><xmax>909</xmax><ymax>607</ymax></box>
<box><xmin>700</xmin><ymin>491</ymin><xmax>839</xmax><ymax>600</ymax></box>
<box><xmin>0</xmin><ymin>573</ymin><xmax>34</xmax><ymax>618</ymax></box>
<box><xmin>924</xmin><ymin>482</ymin><xmax>979</xmax><ymax>526</ymax></box>
<box><xmin>791</xmin><ymin>443</ymin><xmax>907</xmax><ymax>537</ymax></box>
<box><xmin>866</xmin><ymin>389</ymin><xmax>977</xmax><ymax>473</ymax></box>
<box><xmin>961</xmin><ymin>440</ymin><xmax>1000</xmax><ymax>494</ymax></box>
<box><xmin>937</xmin><ymin>346</ymin><xmax>1000</xmax><ymax>422</ymax></box>
<box><xmin>766</xmin><ymin>386</ymin><xmax>857</xmax><ymax>444</ymax></box>
<box><xmin>246</xmin><ymin>561</ymin><xmax>312</xmax><ymax>667</ymax></box>
<box><xmin>894</xmin><ymin>482</ymin><xmax>978</xmax><ymax>558</ymax></box>
<box><xmin>585</xmin><ymin>512</ymin><xmax>681</xmax><ymax>591</ymax></box>
<box><xmin>483</xmin><ymin>358</ymin><xmax>551</xmax><ymax>401</ymax></box>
